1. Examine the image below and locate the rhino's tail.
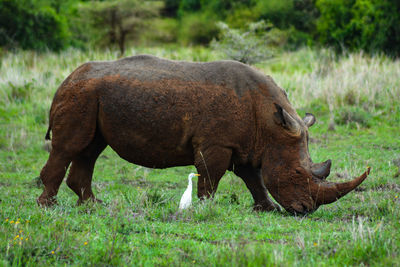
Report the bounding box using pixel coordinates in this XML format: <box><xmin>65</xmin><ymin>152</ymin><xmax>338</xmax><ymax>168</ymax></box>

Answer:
<box><xmin>45</xmin><ymin>94</ymin><xmax>58</xmax><ymax>141</ymax></box>
<box><xmin>45</xmin><ymin>125</ymin><xmax>51</xmax><ymax>140</ymax></box>
<box><xmin>44</xmin><ymin>106</ymin><xmax>53</xmax><ymax>152</ymax></box>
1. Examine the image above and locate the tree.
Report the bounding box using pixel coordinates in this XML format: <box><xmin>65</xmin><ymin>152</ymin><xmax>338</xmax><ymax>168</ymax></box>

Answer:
<box><xmin>0</xmin><ymin>0</ymin><xmax>70</xmax><ymax>51</ymax></box>
<box><xmin>316</xmin><ymin>0</ymin><xmax>400</xmax><ymax>56</ymax></box>
<box><xmin>82</xmin><ymin>0</ymin><xmax>162</xmax><ymax>55</ymax></box>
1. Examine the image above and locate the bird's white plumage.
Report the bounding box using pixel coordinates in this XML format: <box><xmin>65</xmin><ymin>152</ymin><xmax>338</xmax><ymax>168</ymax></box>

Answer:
<box><xmin>179</xmin><ymin>173</ymin><xmax>199</xmax><ymax>210</ymax></box>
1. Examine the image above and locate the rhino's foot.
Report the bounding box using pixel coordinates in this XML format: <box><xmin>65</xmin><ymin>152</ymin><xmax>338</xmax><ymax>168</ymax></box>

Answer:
<box><xmin>253</xmin><ymin>200</ymin><xmax>281</xmax><ymax>212</ymax></box>
<box><xmin>37</xmin><ymin>196</ymin><xmax>57</xmax><ymax>207</ymax></box>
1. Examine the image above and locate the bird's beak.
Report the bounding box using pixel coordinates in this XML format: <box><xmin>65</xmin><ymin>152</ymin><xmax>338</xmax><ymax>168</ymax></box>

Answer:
<box><xmin>194</xmin><ymin>174</ymin><xmax>200</xmax><ymax>176</ymax></box>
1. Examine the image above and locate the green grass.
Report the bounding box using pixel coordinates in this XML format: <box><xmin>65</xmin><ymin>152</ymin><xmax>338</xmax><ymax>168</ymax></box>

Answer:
<box><xmin>0</xmin><ymin>47</ymin><xmax>399</xmax><ymax>266</ymax></box>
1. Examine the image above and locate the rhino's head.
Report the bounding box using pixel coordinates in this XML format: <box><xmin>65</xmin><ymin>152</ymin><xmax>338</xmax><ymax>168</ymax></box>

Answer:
<box><xmin>261</xmin><ymin>103</ymin><xmax>370</xmax><ymax>215</ymax></box>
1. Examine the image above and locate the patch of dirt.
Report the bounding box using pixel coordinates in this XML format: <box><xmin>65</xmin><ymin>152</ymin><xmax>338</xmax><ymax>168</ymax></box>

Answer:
<box><xmin>0</xmin><ymin>181</ymin><xmax>11</xmax><ymax>187</ymax></box>
<box><xmin>170</xmin><ymin>232</ymin><xmax>288</xmax><ymax>246</ymax></box>
<box><xmin>354</xmin><ymin>183</ymin><xmax>400</xmax><ymax>192</ymax></box>
<box><xmin>373</xmin><ymin>144</ymin><xmax>396</xmax><ymax>151</ymax></box>
<box><xmin>372</xmin><ymin>183</ymin><xmax>400</xmax><ymax>192</ymax></box>
<box><xmin>354</xmin><ymin>186</ymin><xmax>366</xmax><ymax>192</ymax></box>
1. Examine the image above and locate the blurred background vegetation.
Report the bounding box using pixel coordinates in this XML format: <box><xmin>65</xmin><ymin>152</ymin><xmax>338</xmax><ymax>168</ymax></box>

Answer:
<box><xmin>0</xmin><ymin>0</ymin><xmax>399</xmax><ymax>57</ymax></box>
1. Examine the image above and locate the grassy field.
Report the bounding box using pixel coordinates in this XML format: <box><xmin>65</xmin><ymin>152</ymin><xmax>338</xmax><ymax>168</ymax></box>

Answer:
<box><xmin>0</xmin><ymin>47</ymin><xmax>399</xmax><ymax>266</ymax></box>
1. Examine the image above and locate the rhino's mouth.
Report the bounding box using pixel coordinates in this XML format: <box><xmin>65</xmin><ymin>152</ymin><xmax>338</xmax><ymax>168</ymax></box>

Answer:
<box><xmin>287</xmin><ymin>201</ymin><xmax>317</xmax><ymax>215</ymax></box>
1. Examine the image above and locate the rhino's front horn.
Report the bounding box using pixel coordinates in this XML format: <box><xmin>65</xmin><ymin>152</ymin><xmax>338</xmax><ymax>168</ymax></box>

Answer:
<box><xmin>311</xmin><ymin>159</ymin><xmax>332</xmax><ymax>179</ymax></box>
<box><xmin>312</xmin><ymin>167</ymin><xmax>371</xmax><ymax>206</ymax></box>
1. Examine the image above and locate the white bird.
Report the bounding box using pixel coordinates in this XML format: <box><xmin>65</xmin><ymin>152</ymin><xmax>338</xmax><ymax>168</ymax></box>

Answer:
<box><xmin>179</xmin><ymin>173</ymin><xmax>200</xmax><ymax>210</ymax></box>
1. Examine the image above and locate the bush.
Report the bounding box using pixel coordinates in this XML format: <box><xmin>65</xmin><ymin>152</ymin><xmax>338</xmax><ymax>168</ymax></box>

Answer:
<box><xmin>140</xmin><ymin>18</ymin><xmax>179</xmax><ymax>44</ymax></box>
<box><xmin>178</xmin><ymin>12</ymin><xmax>219</xmax><ymax>45</ymax></box>
<box><xmin>177</xmin><ymin>0</ymin><xmax>234</xmax><ymax>18</ymax></box>
<box><xmin>0</xmin><ymin>0</ymin><xmax>70</xmax><ymax>51</ymax></box>
<box><xmin>225</xmin><ymin>6</ymin><xmax>259</xmax><ymax>29</ymax></box>
<box><xmin>316</xmin><ymin>0</ymin><xmax>400</xmax><ymax>56</ymax></box>
<box><xmin>252</xmin><ymin>0</ymin><xmax>317</xmax><ymax>47</ymax></box>
<box><xmin>177</xmin><ymin>0</ymin><xmax>202</xmax><ymax>15</ymax></box>
<box><xmin>211</xmin><ymin>21</ymin><xmax>275</xmax><ymax>64</ymax></box>
<box><xmin>254</xmin><ymin>0</ymin><xmax>295</xmax><ymax>29</ymax></box>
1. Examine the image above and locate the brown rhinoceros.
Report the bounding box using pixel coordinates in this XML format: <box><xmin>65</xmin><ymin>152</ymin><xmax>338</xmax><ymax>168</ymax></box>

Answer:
<box><xmin>37</xmin><ymin>55</ymin><xmax>370</xmax><ymax>214</ymax></box>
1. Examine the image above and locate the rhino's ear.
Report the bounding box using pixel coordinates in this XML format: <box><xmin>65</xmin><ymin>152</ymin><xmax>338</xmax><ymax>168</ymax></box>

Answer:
<box><xmin>303</xmin><ymin>113</ymin><xmax>316</xmax><ymax>127</ymax></box>
<box><xmin>273</xmin><ymin>103</ymin><xmax>301</xmax><ymax>135</ymax></box>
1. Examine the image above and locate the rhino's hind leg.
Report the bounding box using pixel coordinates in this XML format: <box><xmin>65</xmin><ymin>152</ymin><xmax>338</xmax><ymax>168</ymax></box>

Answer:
<box><xmin>37</xmin><ymin>151</ymin><xmax>71</xmax><ymax>206</ymax></box>
<box><xmin>195</xmin><ymin>147</ymin><xmax>232</xmax><ymax>199</ymax></box>
<box><xmin>38</xmin><ymin>84</ymin><xmax>99</xmax><ymax>206</ymax></box>
<box><xmin>234</xmin><ymin>165</ymin><xmax>280</xmax><ymax>212</ymax></box>
<box><xmin>66</xmin><ymin>130</ymin><xmax>107</xmax><ymax>205</ymax></box>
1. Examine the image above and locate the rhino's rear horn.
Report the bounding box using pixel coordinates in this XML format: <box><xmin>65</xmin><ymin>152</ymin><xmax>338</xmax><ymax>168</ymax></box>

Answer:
<box><xmin>311</xmin><ymin>159</ymin><xmax>331</xmax><ymax>179</ymax></box>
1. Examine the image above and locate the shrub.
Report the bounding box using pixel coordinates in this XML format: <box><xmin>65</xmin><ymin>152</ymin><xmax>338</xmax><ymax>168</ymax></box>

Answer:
<box><xmin>225</xmin><ymin>6</ymin><xmax>259</xmax><ymax>29</ymax></box>
<box><xmin>254</xmin><ymin>0</ymin><xmax>295</xmax><ymax>29</ymax></box>
<box><xmin>211</xmin><ymin>21</ymin><xmax>275</xmax><ymax>65</ymax></box>
<box><xmin>140</xmin><ymin>18</ymin><xmax>179</xmax><ymax>44</ymax></box>
<box><xmin>178</xmin><ymin>12</ymin><xmax>219</xmax><ymax>45</ymax></box>
<box><xmin>252</xmin><ymin>0</ymin><xmax>317</xmax><ymax>47</ymax></box>
<box><xmin>177</xmin><ymin>0</ymin><xmax>234</xmax><ymax>18</ymax></box>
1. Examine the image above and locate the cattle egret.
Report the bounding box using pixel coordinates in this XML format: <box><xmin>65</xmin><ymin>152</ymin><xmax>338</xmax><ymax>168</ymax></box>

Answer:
<box><xmin>179</xmin><ymin>173</ymin><xmax>200</xmax><ymax>210</ymax></box>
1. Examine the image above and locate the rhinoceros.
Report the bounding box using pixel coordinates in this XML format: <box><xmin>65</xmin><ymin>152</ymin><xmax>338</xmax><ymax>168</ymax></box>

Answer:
<box><xmin>37</xmin><ymin>55</ymin><xmax>370</xmax><ymax>214</ymax></box>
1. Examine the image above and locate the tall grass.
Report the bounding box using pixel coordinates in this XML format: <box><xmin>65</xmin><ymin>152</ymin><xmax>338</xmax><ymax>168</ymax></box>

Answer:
<box><xmin>0</xmin><ymin>46</ymin><xmax>218</xmax><ymax>107</ymax></box>
<box><xmin>259</xmin><ymin>49</ymin><xmax>400</xmax><ymax>111</ymax></box>
<box><xmin>1</xmin><ymin>47</ymin><xmax>398</xmax><ymax>112</ymax></box>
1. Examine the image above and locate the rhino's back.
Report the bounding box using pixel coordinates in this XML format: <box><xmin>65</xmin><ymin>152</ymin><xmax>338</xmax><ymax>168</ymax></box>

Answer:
<box><xmin>78</xmin><ymin>55</ymin><xmax>273</xmax><ymax>97</ymax></box>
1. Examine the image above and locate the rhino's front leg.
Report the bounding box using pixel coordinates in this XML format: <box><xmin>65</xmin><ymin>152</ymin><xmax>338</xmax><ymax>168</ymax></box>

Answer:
<box><xmin>234</xmin><ymin>164</ymin><xmax>280</xmax><ymax>211</ymax></box>
<box><xmin>195</xmin><ymin>146</ymin><xmax>232</xmax><ymax>199</ymax></box>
